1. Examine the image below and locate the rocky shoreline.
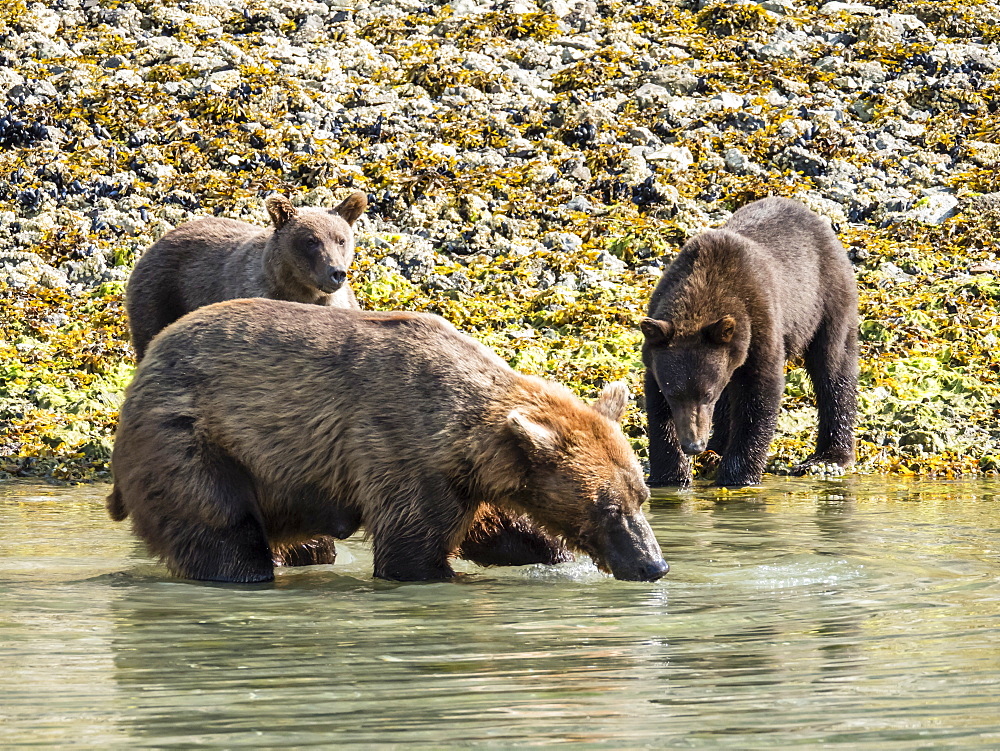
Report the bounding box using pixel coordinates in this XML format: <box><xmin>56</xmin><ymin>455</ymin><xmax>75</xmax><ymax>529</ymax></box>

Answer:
<box><xmin>1</xmin><ymin>0</ymin><xmax>998</xmax><ymax>480</ymax></box>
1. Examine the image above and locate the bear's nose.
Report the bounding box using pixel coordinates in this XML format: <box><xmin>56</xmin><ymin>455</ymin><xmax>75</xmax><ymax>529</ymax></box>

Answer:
<box><xmin>681</xmin><ymin>440</ymin><xmax>706</xmax><ymax>455</ymax></box>
<box><xmin>328</xmin><ymin>266</ymin><xmax>347</xmax><ymax>286</ymax></box>
<box><xmin>640</xmin><ymin>558</ymin><xmax>669</xmax><ymax>581</ymax></box>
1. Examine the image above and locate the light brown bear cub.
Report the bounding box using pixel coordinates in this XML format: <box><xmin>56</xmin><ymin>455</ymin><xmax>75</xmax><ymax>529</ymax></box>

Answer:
<box><xmin>125</xmin><ymin>192</ymin><xmax>367</xmax><ymax>361</ymax></box>
<box><xmin>107</xmin><ymin>299</ymin><xmax>668</xmax><ymax>583</ymax></box>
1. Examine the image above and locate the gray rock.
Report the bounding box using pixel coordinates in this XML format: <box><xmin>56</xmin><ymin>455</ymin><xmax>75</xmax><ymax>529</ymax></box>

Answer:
<box><xmin>647</xmin><ymin>144</ymin><xmax>694</xmax><ymax>169</ymax></box>
<box><xmin>710</xmin><ymin>92</ymin><xmax>743</xmax><ymax>110</ymax></box>
<box><xmin>724</xmin><ymin>147</ymin><xmax>763</xmax><ymax>175</ymax></box>
<box><xmin>564</xmin><ymin>195</ymin><xmax>596</xmax><ymax>213</ymax></box>
<box><xmin>634</xmin><ymin>83</ymin><xmax>672</xmax><ymax>109</ymax></box>
<box><xmin>544</xmin><ymin>232</ymin><xmax>583</xmax><ymax>253</ymax></box>
<box><xmin>778</xmin><ymin>146</ymin><xmax>827</xmax><ymax>176</ymax></box>
<box><xmin>908</xmin><ymin>191</ymin><xmax>959</xmax><ymax>225</ymax></box>
<box><xmin>819</xmin><ymin>1</ymin><xmax>878</xmax><ymax>14</ymax></box>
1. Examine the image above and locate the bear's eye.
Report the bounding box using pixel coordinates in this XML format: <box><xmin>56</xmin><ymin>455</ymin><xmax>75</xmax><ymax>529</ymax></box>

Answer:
<box><xmin>604</xmin><ymin>504</ymin><xmax>624</xmax><ymax>519</ymax></box>
<box><xmin>338</xmin><ymin>238</ymin><xmax>346</xmax><ymax>246</ymax></box>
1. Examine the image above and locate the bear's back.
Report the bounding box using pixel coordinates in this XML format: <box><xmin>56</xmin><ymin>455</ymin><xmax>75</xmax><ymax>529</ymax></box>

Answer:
<box><xmin>141</xmin><ymin>299</ymin><xmax>512</xmax><ymax>417</ymax></box>
<box><xmin>130</xmin><ymin>299</ymin><xmax>519</xmax><ymax>490</ymax></box>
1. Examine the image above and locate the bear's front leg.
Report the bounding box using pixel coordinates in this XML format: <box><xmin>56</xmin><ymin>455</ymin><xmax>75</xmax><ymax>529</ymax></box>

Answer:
<box><xmin>459</xmin><ymin>507</ymin><xmax>573</xmax><ymax>567</ymax></box>
<box><xmin>368</xmin><ymin>475</ymin><xmax>473</xmax><ymax>581</ymax></box>
<box><xmin>645</xmin><ymin>368</ymin><xmax>692</xmax><ymax>488</ymax></box>
<box><xmin>714</xmin><ymin>367</ymin><xmax>784</xmax><ymax>488</ymax></box>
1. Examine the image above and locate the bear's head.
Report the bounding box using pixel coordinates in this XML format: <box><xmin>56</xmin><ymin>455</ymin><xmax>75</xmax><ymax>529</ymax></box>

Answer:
<box><xmin>265</xmin><ymin>192</ymin><xmax>367</xmax><ymax>296</ymax></box>
<box><xmin>640</xmin><ymin>313</ymin><xmax>750</xmax><ymax>454</ymax></box>
<box><xmin>505</xmin><ymin>382</ymin><xmax>668</xmax><ymax>582</ymax></box>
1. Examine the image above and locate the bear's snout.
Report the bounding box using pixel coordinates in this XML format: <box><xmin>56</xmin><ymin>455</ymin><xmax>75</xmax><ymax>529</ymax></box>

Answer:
<box><xmin>639</xmin><ymin>558</ymin><xmax>670</xmax><ymax>580</ymax></box>
<box><xmin>598</xmin><ymin>511</ymin><xmax>668</xmax><ymax>582</ymax></box>
<box><xmin>681</xmin><ymin>439</ymin><xmax>706</xmax><ymax>455</ymax></box>
<box><xmin>322</xmin><ymin>265</ymin><xmax>348</xmax><ymax>292</ymax></box>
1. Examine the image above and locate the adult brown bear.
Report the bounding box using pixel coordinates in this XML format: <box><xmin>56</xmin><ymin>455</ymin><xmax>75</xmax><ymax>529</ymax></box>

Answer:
<box><xmin>107</xmin><ymin>299</ymin><xmax>668</xmax><ymax>583</ymax></box>
<box><xmin>641</xmin><ymin>197</ymin><xmax>858</xmax><ymax>488</ymax></box>
<box><xmin>125</xmin><ymin>193</ymin><xmax>366</xmax><ymax>362</ymax></box>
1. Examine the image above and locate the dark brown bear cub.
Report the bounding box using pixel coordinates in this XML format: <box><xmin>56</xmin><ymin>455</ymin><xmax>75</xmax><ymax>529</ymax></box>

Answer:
<box><xmin>125</xmin><ymin>192</ymin><xmax>367</xmax><ymax>361</ymax></box>
<box><xmin>641</xmin><ymin>197</ymin><xmax>858</xmax><ymax>488</ymax></box>
<box><xmin>107</xmin><ymin>299</ymin><xmax>668</xmax><ymax>583</ymax></box>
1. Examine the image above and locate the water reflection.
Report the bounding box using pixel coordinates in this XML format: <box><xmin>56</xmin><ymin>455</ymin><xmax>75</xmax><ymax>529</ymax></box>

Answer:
<box><xmin>2</xmin><ymin>478</ymin><xmax>1000</xmax><ymax>747</ymax></box>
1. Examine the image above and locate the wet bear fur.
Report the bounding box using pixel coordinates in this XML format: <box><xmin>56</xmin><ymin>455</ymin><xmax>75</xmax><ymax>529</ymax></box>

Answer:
<box><xmin>107</xmin><ymin>299</ymin><xmax>668</xmax><ymax>583</ymax></box>
<box><xmin>125</xmin><ymin>192</ymin><xmax>367</xmax><ymax>362</ymax></box>
<box><xmin>641</xmin><ymin>197</ymin><xmax>858</xmax><ymax>488</ymax></box>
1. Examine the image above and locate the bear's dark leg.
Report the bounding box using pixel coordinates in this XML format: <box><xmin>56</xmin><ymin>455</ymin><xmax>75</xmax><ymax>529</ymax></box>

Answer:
<box><xmin>273</xmin><ymin>536</ymin><xmax>338</xmax><ymax>567</ymax></box>
<box><xmin>645</xmin><ymin>368</ymin><xmax>692</xmax><ymax>487</ymax></box>
<box><xmin>368</xmin><ymin>475</ymin><xmax>472</xmax><ymax>581</ymax></box>
<box><xmin>794</xmin><ymin>320</ymin><xmax>858</xmax><ymax>473</ymax></box>
<box><xmin>706</xmin><ymin>386</ymin><xmax>732</xmax><ymax>455</ymax></box>
<box><xmin>459</xmin><ymin>508</ymin><xmax>573</xmax><ymax>567</ymax></box>
<box><xmin>714</xmin><ymin>366</ymin><xmax>785</xmax><ymax>487</ymax></box>
<box><xmin>130</xmin><ymin>442</ymin><xmax>274</xmax><ymax>583</ymax></box>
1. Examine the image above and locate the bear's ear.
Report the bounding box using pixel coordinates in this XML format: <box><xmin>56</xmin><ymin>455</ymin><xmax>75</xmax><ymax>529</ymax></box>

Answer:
<box><xmin>507</xmin><ymin>410</ymin><xmax>560</xmax><ymax>458</ymax></box>
<box><xmin>640</xmin><ymin>317</ymin><xmax>673</xmax><ymax>346</ymax></box>
<box><xmin>704</xmin><ymin>315</ymin><xmax>737</xmax><ymax>345</ymax></box>
<box><xmin>593</xmin><ymin>381</ymin><xmax>629</xmax><ymax>423</ymax></box>
<box><xmin>265</xmin><ymin>195</ymin><xmax>297</xmax><ymax>230</ymax></box>
<box><xmin>333</xmin><ymin>192</ymin><xmax>368</xmax><ymax>226</ymax></box>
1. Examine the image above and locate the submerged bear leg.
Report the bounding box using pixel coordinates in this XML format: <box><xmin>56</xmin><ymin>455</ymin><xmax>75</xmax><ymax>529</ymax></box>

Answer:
<box><xmin>459</xmin><ymin>507</ymin><xmax>573</xmax><ymax>567</ymax></box>
<box><xmin>715</xmin><ymin>367</ymin><xmax>784</xmax><ymax>487</ymax></box>
<box><xmin>119</xmin><ymin>431</ymin><xmax>274</xmax><ymax>583</ymax></box>
<box><xmin>645</xmin><ymin>368</ymin><xmax>692</xmax><ymax>487</ymax></box>
<box><xmin>367</xmin><ymin>475</ymin><xmax>473</xmax><ymax>581</ymax></box>
<box><xmin>795</xmin><ymin>322</ymin><xmax>859</xmax><ymax>473</ymax></box>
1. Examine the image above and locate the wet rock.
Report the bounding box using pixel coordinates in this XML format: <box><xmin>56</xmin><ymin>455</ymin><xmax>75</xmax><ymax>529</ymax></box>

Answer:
<box><xmin>819</xmin><ymin>2</ymin><xmax>878</xmax><ymax>15</ymax></box>
<box><xmin>908</xmin><ymin>191</ymin><xmax>959</xmax><ymax>225</ymax></box>
<box><xmin>900</xmin><ymin>430</ymin><xmax>946</xmax><ymax>454</ymax></box>
<box><xmin>544</xmin><ymin>231</ymin><xmax>583</xmax><ymax>253</ymax></box>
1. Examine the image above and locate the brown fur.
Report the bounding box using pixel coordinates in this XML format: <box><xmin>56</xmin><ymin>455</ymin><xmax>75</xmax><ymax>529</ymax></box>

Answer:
<box><xmin>125</xmin><ymin>192</ymin><xmax>367</xmax><ymax>362</ymax></box>
<box><xmin>107</xmin><ymin>300</ymin><xmax>667</xmax><ymax>583</ymax></box>
<box><xmin>642</xmin><ymin>197</ymin><xmax>858</xmax><ymax>487</ymax></box>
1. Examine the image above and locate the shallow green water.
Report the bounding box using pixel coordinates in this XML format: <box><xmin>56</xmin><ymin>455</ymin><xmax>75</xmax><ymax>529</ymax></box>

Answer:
<box><xmin>1</xmin><ymin>478</ymin><xmax>999</xmax><ymax>748</ymax></box>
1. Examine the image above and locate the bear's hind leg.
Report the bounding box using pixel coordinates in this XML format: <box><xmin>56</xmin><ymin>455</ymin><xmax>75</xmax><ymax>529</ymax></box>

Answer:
<box><xmin>794</xmin><ymin>321</ymin><xmax>858</xmax><ymax>474</ymax></box>
<box><xmin>126</xmin><ymin>281</ymin><xmax>186</xmax><ymax>362</ymax></box>
<box><xmin>127</xmin><ymin>439</ymin><xmax>274</xmax><ymax>583</ymax></box>
<box><xmin>266</xmin><ymin>484</ymin><xmax>363</xmax><ymax>568</ymax></box>
<box><xmin>459</xmin><ymin>507</ymin><xmax>573</xmax><ymax>567</ymax></box>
